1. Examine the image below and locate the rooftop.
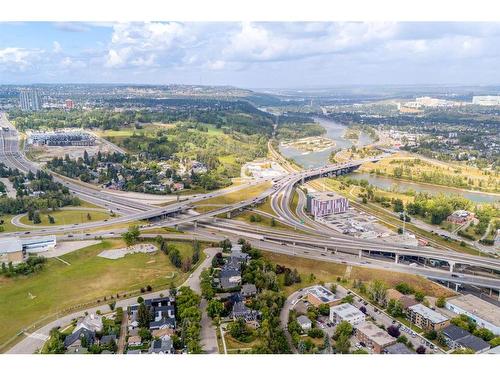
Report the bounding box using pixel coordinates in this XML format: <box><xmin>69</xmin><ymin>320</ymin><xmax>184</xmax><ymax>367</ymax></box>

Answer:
<box><xmin>330</xmin><ymin>303</ymin><xmax>365</xmax><ymax>321</ymax></box>
<box><xmin>307</xmin><ymin>285</ymin><xmax>338</xmax><ymax>304</ymax></box>
<box><xmin>447</xmin><ymin>294</ymin><xmax>500</xmax><ymax>327</ymax></box>
<box><xmin>0</xmin><ymin>237</ymin><xmax>22</xmax><ymax>254</ymax></box>
<box><xmin>456</xmin><ymin>335</ymin><xmax>490</xmax><ymax>352</ymax></box>
<box><xmin>309</xmin><ymin>191</ymin><xmax>345</xmax><ymax>201</ymax></box>
<box><xmin>409</xmin><ymin>304</ymin><xmax>449</xmax><ymax>324</ymax></box>
<box><xmin>441</xmin><ymin>324</ymin><xmax>470</xmax><ymax>341</ymax></box>
<box><xmin>356</xmin><ymin>321</ymin><xmax>396</xmax><ymax>347</ymax></box>
<box><xmin>297</xmin><ymin>315</ymin><xmax>312</xmax><ymax>326</ymax></box>
<box><xmin>383</xmin><ymin>342</ymin><xmax>414</xmax><ymax>354</ymax></box>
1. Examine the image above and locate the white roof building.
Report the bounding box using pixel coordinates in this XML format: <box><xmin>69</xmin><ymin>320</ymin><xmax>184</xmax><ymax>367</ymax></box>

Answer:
<box><xmin>329</xmin><ymin>303</ymin><xmax>366</xmax><ymax>325</ymax></box>
<box><xmin>446</xmin><ymin>294</ymin><xmax>500</xmax><ymax>335</ymax></box>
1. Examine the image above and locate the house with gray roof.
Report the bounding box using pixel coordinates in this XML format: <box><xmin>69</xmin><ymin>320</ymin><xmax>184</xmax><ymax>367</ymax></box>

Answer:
<box><xmin>455</xmin><ymin>335</ymin><xmax>490</xmax><ymax>353</ymax></box>
<box><xmin>241</xmin><ymin>284</ymin><xmax>257</xmax><ymax>298</ymax></box>
<box><xmin>148</xmin><ymin>336</ymin><xmax>174</xmax><ymax>354</ymax></box>
<box><xmin>383</xmin><ymin>342</ymin><xmax>415</xmax><ymax>354</ymax></box>
<box><xmin>64</xmin><ymin>328</ymin><xmax>95</xmax><ymax>349</ymax></box>
<box><xmin>297</xmin><ymin>315</ymin><xmax>312</xmax><ymax>331</ymax></box>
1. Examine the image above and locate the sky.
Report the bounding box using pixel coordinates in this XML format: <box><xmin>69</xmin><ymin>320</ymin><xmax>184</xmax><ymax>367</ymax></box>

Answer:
<box><xmin>1</xmin><ymin>22</ymin><xmax>500</xmax><ymax>88</ymax></box>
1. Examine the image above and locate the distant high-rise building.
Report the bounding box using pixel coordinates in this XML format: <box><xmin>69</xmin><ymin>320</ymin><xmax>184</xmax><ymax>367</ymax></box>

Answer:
<box><xmin>19</xmin><ymin>89</ymin><xmax>41</xmax><ymax>111</ymax></box>
<box><xmin>65</xmin><ymin>99</ymin><xmax>75</xmax><ymax>110</ymax></box>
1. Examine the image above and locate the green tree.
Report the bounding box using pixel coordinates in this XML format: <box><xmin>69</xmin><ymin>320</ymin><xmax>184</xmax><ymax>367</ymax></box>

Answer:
<box><xmin>436</xmin><ymin>296</ymin><xmax>446</xmax><ymax>308</ymax></box>
<box><xmin>335</xmin><ymin>334</ymin><xmax>351</xmax><ymax>354</ymax></box>
<box><xmin>122</xmin><ymin>225</ymin><xmax>140</xmax><ymax>246</ymax></box>
<box><xmin>368</xmin><ymin>280</ymin><xmax>387</xmax><ymax>305</ymax></box>
<box><xmin>207</xmin><ymin>299</ymin><xmax>224</xmax><ymax>319</ymax></box>
<box><xmin>137</xmin><ymin>302</ymin><xmax>151</xmax><ymax>328</ymax></box>
<box><xmin>335</xmin><ymin>321</ymin><xmax>353</xmax><ymax>338</ymax></box>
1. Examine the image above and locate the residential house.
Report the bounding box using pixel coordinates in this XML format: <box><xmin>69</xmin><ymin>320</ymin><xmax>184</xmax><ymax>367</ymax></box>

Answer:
<box><xmin>297</xmin><ymin>315</ymin><xmax>312</xmax><ymax>332</ymax></box>
<box><xmin>383</xmin><ymin>342</ymin><xmax>414</xmax><ymax>354</ymax></box>
<box><xmin>100</xmin><ymin>335</ymin><xmax>117</xmax><ymax>347</ymax></box>
<box><xmin>219</xmin><ymin>256</ymin><xmax>243</xmax><ymax>291</ymax></box>
<box><xmin>127</xmin><ymin>335</ymin><xmax>142</xmax><ymax>347</ymax></box>
<box><xmin>75</xmin><ymin>313</ymin><xmax>103</xmax><ymax>333</ymax></box>
<box><xmin>64</xmin><ymin>328</ymin><xmax>95</xmax><ymax>349</ymax></box>
<box><xmin>455</xmin><ymin>335</ymin><xmax>490</xmax><ymax>353</ymax></box>
<box><xmin>152</xmin><ymin>327</ymin><xmax>175</xmax><ymax>339</ymax></box>
<box><xmin>441</xmin><ymin>325</ymin><xmax>490</xmax><ymax>353</ymax></box>
<box><xmin>230</xmin><ymin>302</ymin><xmax>260</xmax><ymax>324</ymax></box>
<box><xmin>148</xmin><ymin>336</ymin><xmax>174</xmax><ymax>354</ymax></box>
<box><xmin>241</xmin><ymin>284</ymin><xmax>257</xmax><ymax>298</ymax></box>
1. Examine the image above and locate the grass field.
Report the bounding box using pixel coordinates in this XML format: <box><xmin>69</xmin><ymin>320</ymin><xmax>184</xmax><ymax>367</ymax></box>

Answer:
<box><xmin>224</xmin><ymin>332</ymin><xmax>260</xmax><ymax>353</ymax></box>
<box><xmin>0</xmin><ymin>214</ymin><xmax>23</xmax><ymax>232</ymax></box>
<box><xmin>19</xmin><ymin>209</ymin><xmax>112</xmax><ymax>226</ymax></box>
<box><xmin>359</xmin><ymin>153</ymin><xmax>500</xmax><ymax>193</ymax></box>
<box><xmin>0</xmin><ymin>239</ymin><xmax>202</xmax><ymax>348</ymax></box>
<box><xmin>261</xmin><ymin>251</ymin><xmax>454</xmax><ymax>298</ymax></box>
<box><xmin>195</xmin><ymin>182</ymin><xmax>272</xmax><ymax>208</ymax></box>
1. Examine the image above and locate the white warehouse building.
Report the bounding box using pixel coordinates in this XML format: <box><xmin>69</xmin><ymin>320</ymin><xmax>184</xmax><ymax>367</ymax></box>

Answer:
<box><xmin>446</xmin><ymin>294</ymin><xmax>500</xmax><ymax>335</ymax></box>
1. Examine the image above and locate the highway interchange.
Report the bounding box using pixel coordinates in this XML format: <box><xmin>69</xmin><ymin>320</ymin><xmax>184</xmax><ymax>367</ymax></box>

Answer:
<box><xmin>2</xmin><ymin>111</ymin><xmax>500</xmax><ymax>354</ymax></box>
<box><xmin>1</xmin><ymin>112</ymin><xmax>500</xmax><ymax>290</ymax></box>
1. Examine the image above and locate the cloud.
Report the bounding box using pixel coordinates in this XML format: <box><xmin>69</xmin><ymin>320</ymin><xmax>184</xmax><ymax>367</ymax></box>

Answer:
<box><xmin>53</xmin><ymin>22</ymin><xmax>91</xmax><ymax>33</ymax></box>
<box><xmin>104</xmin><ymin>22</ymin><xmax>193</xmax><ymax>69</ymax></box>
<box><xmin>52</xmin><ymin>41</ymin><xmax>62</xmax><ymax>53</ymax></box>
<box><xmin>3</xmin><ymin>22</ymin><xmax>500</xmax><ymax>86</ymax></box>
<box><xmin>0</xmin><ymin>47</ymin><xmax>42</xmax><ymax>72</ymax></box>
<box><xmin>60</xmin><ymin>56</ymin><xmax>86</xmax><ymax>69</ymax></box>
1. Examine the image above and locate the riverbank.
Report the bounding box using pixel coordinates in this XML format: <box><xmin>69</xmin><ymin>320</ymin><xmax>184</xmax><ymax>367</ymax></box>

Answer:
<box><xmin>349</xmin><ymin>172</ymin><xmax>500</xmax><ymax>204</ymax></box>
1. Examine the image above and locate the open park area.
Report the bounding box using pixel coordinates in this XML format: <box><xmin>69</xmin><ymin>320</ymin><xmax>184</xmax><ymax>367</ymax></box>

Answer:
<box><xmin>0</xmin><ymin>238</ymin><xmax>204</xmax><ymax>349</ymax></box>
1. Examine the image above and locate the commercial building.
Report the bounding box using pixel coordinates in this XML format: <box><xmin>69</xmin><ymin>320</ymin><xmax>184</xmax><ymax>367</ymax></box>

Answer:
<box><xmin>0</xmin><ymin>235</ymin><xmax>57</xmax><ymax>263</ymax></box>
<box><xmin>355</xmin><ymin>321</ymin><xmax>397</xmax><ymax>354</ymax></box>
<box><xmin>0</xmin><ymin>237</ymin><xmax>24</xmax><ymax>263</ymax></box>
<box><xmin>19</xmin><ymin>88</ymin><xmax>41</xmax><ymax>111</ymax></box>
<box><xmin>22</xmin><ymin>235</ymin><xmax>57</xmax><ymax>253</ymax></box>
<box><xmin>28</xmin><ymin>131</ymin><xmax>96</xmax><ymax>147</ymax></box>
<box><xmin>329</xmin><ymin>303</ymin><xmax>366</xmax><ymax>326</ymax></box>
<box><xmin>445</xmin><ymin>294</ymin><xmax>500</xmax><ymax>335</ymax></box>
<box><xmin>65</xmin><ymin>99</ymin><xmax>75</xmax><ymax>110</ymax></box>
<box><xmin>306</xmin><ymin>285</ymin><xmax>341</xmax><ymax>307</ymax></box>
<box><xmin>472</xmin><ymin>95</ymin><xmax>500</xmax><ymax>106</ymax></box>
<box><xmin>306</xmin><ymin>192</ymin><xmax>349</xmax><ymax>217</ymax></box>
<box><xmin>408</xmin><ymin>304</ymin><xmax>450</xmax><ymax>331</ymax></box>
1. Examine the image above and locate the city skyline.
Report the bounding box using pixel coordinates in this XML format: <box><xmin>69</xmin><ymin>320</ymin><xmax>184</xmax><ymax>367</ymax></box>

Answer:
<box><xmin>2</xmin><ymin>22</ymin><xmax>500</xmax><ymax>87</ymax></box>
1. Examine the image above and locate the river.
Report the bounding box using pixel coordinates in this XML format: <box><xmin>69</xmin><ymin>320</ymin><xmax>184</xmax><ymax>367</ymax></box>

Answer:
<box><xmin>349</xmin><ymin>173</ymin><xmax>499</xmax><ymax>204</ymax></box>
<box><xmin>279</xmin><ymin>117</ymin><xmax>372</xmax><ymax>168</ymax></box>
<box><xmin>278</xmin><ymin>117</ymin><xmax>498</xmax><ymax>204</ymax></box>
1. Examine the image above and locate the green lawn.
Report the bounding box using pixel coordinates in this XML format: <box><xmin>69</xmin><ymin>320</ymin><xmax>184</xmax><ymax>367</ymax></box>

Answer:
<box><xmin>19</xmin><ymin>209</ymin><xmax>112</xmax><ymax>226</ymax></box>
<box><xmin>0</xmin><ymin>239</ymin><xmax>203</xmax><ymax>350</ymax></box>
<box><xmin>0</xmin><ymin>214</ymin><xmax>23</xmax><ymax>232</ymax></box>
<box><xmin>195</xmin><ymin>182</ymin><xmax>272</xmax><ymax>207</ymax></box>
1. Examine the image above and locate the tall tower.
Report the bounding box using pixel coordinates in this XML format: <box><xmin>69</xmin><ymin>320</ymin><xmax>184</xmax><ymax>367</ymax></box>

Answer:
<box><xmin>19</xmin><ymin>88</ymin><xmax>41</xmax><ymax>111</ymax></box>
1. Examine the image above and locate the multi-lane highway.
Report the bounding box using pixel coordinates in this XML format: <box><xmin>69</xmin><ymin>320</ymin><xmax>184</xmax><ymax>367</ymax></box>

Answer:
<box><xmin>2</xmin><ymin>112</ymin><xmax>500</xmax><ymax>281</ymax></box>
